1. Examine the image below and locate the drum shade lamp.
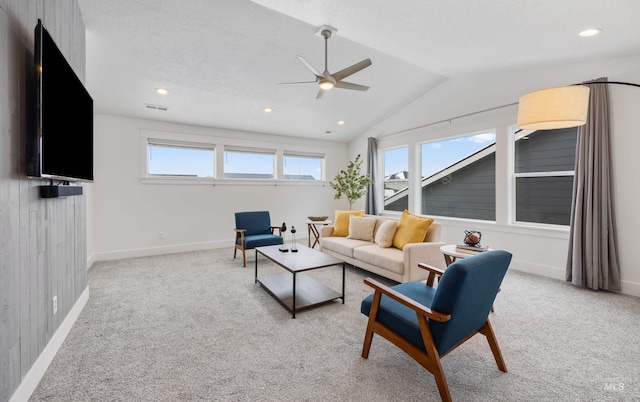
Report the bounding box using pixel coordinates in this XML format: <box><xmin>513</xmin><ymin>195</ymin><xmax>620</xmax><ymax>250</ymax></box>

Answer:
<box><xmin>517</xmin><ymin>85</ymin><xmax>590</xmax><ymax>130</ymax></box>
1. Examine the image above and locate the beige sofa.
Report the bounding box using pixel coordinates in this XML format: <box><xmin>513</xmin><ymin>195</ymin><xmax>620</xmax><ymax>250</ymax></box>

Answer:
<box><xmin>319</xmin><ymin>215</ymin><xmax>446</xmax><ymax>283</ymax></box>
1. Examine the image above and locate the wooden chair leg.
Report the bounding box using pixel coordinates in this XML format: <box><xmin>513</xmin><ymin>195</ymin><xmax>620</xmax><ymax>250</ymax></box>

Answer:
<box><xmin>242</xmin><ymin>249</ymin><xmax>246</xmax><ymax>267</ymax></box>
<box><xmin>418</xmin><ymin>318</ymin><xmax>452</xmax><ymax>402</ymax></box>
<box><xmin>361</xmin><ymin>326</ymin><xmax>375</xmax><ymax>359</ymax></box>
<box><xmin>433</xmin><ymin>367</ymin><xmax>452</xmax><ymax>402</ymax></box>
<box><xmin>479</xmin><ymin>319</ymin><xmax>507</xmax><ymax>372</ymax></box>
<box><xmin>362</xmin><ymin>292</ymin><xmax>382</xmax><ymax>358</ymax></box>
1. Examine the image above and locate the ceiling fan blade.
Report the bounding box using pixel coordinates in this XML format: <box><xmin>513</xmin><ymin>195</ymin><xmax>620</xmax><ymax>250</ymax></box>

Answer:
<box><xmin>334</xmin><ymin>81</ymin><xmax>370</xmax><ymax>91</ymax></box>
<box><xmin>332</xmin><ymin>58</ymin><xmax>372</xmax><ymax>81</ymax></box>
<box><xmin>276</xmin><ymin>80</ymin><xmax>317</xmax><ymax>85</ymax></box>
<box><xmin>296</xmin><ymin>55</ymin><xmax>323</xmax><ymax>78</ymax></box>
<box><xmin>316</xmin><ymin>88</ymin><xmax>326</xmax><ymax>99</ymax></box>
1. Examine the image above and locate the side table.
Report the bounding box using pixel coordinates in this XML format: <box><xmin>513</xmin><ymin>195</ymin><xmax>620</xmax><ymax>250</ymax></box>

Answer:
<box><xmin>439</xmin><ymin>244</ymin><xmax>491</xmax><ymax>266</ymax></box>
<box><xmin>306</xmin><ymin>219</ymin><xmax>332</xmax><ymax>249</ymax></box>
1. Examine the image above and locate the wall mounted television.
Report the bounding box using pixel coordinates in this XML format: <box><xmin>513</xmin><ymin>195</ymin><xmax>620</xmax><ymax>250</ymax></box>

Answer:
<box><xmin>27</xmin><ymin>19</ymin><xmax>94</xmax><ymax>184</ymax></box>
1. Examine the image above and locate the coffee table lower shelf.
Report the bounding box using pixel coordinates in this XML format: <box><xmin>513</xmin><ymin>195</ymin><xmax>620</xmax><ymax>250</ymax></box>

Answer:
<box><xmin>257</xmin><ymin>271</ymin><xmax>342</xmax><ymax>317</ymax></box>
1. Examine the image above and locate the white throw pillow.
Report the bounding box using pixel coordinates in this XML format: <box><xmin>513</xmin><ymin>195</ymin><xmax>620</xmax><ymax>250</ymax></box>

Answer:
<box><xmin>375</xmin><ymin>220</ymin><xmax>398</xmax><ymax>248</ymax></box>
<box><xmin>346</xmin><ymin>216</ymin><xmax>377</xmax><ymax>242</ymax></box>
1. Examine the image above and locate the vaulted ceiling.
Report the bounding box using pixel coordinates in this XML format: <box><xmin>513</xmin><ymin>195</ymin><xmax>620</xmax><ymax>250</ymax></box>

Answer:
<box><xmin>77</xmin><ymin>0</ymin><xmax>640</xmax><ymax>141</ymax></box>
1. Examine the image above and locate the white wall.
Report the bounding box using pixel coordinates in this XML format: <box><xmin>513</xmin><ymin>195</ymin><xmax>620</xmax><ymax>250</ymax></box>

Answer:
<box><xmin>349</xmin><ymin>55</ymin><xmax>640</xmax><ymax>296</ymax></box>
<box><xmin>88</xmin><ymin>115</ymin><xmax>348</xmax><ymax>263</ymax></box>
<box><xmin>88</xmin><ymin>55</ymin><xmax>640</xmax><ymax>296</ymax></box>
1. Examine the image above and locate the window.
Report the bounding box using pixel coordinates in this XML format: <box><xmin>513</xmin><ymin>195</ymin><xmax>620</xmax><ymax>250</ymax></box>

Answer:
<box><xmin>224</xmin><ymin>147</ymin><xmax>275</xmax><ymax>179</ymax></box>
<box><xmin>420</xmin><ymin>132</ymin><xmax>496</xmax><ymax>220</ymax></box>
<box><xmin>383</xmin><ymin>147</ymin><xmax>409</xmax><ymax>212</ymax></box>
<box><xmin>283</xmin><ymin>152</ymin><xmax>323</xmax><ymax>180</ymax></box>
<box><xmin>514</xmin><ymin>127</ymin><xmax>577</xmax><ymax>225</ymax></box>
<box><xmin>148</xmin><ymin>142</ymin><xmax>214</xmax><ymax>178</ymax></box>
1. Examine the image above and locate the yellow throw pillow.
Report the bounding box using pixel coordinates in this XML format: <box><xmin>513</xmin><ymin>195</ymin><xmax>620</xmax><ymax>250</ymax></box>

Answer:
<box><xmin>333</xmin><ymin>210</ymin><xmax>364</xmax><ymax>237</ymax></box>
<box><xmin>392</xmin><ymin>210</ymin><xmax>434</xmax><ymax>250</ymax></box>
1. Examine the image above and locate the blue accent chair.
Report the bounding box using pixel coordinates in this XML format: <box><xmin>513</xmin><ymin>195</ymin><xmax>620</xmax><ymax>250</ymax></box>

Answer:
<box><xmin>360</xmin><ymin>250</ymin><xmax>512</xmax><ymax>402</ymax></box>
<box><xmin>234</xmin><ymin>211</ymin><xmax>283</xmax><ymax>267</ymax></box>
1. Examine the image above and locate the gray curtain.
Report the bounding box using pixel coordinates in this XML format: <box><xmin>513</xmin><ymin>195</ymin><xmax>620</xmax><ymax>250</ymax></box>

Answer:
<box><xmin>365</xmin><ymin>137</ymin><xmax>378</xmax><ymax>215</ymax></box>
<box><xmin>566</xmin><ymin>77</ymin><xmax>621</xmax><ymax>291</ymax></box>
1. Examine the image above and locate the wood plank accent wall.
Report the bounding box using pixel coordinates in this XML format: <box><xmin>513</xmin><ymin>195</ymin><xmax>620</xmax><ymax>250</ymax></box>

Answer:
<box><xmin>0</xmin><ymin>1</ymin><xmax>87</xmax><ymax>401</ymax></box>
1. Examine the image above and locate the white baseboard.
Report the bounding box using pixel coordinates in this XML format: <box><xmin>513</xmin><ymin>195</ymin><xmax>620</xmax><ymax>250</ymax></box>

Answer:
<box><xmin>621</xmin><ymin>280</ymin><xmax>640</xmax><ymax>298</ymax></box>
<box><xmin>88</xmin><ymin>237</ymin><xmax>312</xmax><ymax>265</ymax></box>
<box><xmin>9</xmin><ymin>287</ymin><xmax>90</xmax><ymax>402</ymax></box>
<box><xmin>510</xmin><ymin>259</ymin><xmax>566</xmax><ymax>280</ymax></box>
<box><xmin>511</xmin><ymin>259</ymin><xmax>640</xmax><ymax>297</ymax></box>
<box><xmin>89</xmin><ymin>240</ymin><xmax>227</xmax><ymax>264</ymax></box>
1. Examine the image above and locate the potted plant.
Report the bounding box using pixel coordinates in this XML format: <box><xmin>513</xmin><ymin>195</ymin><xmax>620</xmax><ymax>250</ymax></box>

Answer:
<box><xmin>329</xmin><ymin>154</ymin><xmax>373</xmax><ymax>210</ymax></box>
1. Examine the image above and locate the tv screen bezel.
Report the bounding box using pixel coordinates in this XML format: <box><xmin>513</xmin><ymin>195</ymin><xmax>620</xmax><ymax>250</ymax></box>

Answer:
<box><xmin>28</xmin><ymin>19</ymin><xmax>94</xmax><ymax>183</ymax></box>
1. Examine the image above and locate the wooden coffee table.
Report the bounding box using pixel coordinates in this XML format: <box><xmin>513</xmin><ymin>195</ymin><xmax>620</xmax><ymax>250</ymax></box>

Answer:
<box><xmin>255</xmin><ymin>245</ymin><xmax>345</xmax><ymax>318</ymax></box>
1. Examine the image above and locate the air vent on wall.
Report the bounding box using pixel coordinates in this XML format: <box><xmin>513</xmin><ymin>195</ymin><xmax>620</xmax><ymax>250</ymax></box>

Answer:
<box><xmin>145</xmin><ymin>103</ymin><xmax>169</xmax><ymax>111</ymax></box>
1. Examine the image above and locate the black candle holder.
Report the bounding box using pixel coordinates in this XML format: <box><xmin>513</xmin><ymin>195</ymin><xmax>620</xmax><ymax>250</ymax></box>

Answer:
<box><xmin>290</xmin><ymin>226</ymin><xmax>298</xmax><ymax>252</ymax></box>
<box><xmin>279</xmin><ymin>222</ymin><xmax>289</xmax><ymax>252</ymax></box>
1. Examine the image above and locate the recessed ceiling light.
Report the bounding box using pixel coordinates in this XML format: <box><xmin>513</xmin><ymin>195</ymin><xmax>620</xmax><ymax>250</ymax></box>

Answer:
<box><xmin>579</xmin><ymin>28</ymin><xmax>602</xmax><ymax>37</ymax></box>
<box><xmin>338</xmin><ymin>120</ymin><xmax>345</xmax><ymax>125</ymax></box>
<box><xmin>264</xmin><ymin>107</ymin><xmax>272</xmax><ymax>113</ymax></box>
<box><xmin>156</xmin><ymin>88</ymin><xmax>168</xmax><ymax>95</ymax></box>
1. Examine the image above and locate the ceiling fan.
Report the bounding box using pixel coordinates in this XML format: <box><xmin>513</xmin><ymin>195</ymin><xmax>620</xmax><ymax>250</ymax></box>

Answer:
<box><xmin>279</xmin><ymin>27</ymin><xmax>372</xmax><ymax>99</ymax></box>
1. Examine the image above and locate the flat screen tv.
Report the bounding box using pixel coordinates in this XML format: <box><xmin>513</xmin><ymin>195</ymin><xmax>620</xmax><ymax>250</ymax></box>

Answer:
<box><xmin>27</xmin><ymin>19</ymin><xmax>93</xmax><ymax>183</ymax></box>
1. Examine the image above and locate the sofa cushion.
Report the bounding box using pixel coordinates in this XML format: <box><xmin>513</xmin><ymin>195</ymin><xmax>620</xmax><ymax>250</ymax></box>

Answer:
<box><xmin>354</xmin><ymin>245</ymin><xmax>404</xmax><ymax>275</ymax></box>
<box><xmin>321</xmin><ymin>236</ymin><xmax>372</xmax><ymax>258</ymax></box>
<box><xmin>392</xmin><ymin>210</ymin><xmax>434</xmax><ymax>250</ymax></box>
<box><xmin>375</xmin><ymin>220</ymin><xmax>398</xmax><ymax>248</ymax></box>
<box><xmin>347</xmin><ymin>216</ymin><xmax>377</xmax><ymax>242</ymax></box>
<box><xmin>333</xmin><ymin>210</ymin><xmax>364</xmax><ymax>237</ymax></box>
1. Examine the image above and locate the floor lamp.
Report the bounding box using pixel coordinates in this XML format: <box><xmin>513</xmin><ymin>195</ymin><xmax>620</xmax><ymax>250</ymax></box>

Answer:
<box><xmin>517</xmin><ymin>81</ymin><xmax>640</xmax><ymax>130</ymax></box>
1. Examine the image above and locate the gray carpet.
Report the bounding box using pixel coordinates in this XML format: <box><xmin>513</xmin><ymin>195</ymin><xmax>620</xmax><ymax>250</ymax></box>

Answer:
<box><xmin>30</xmin><ymin>248</ymin><xmax>640</xmax><ymax>401</ymax></box>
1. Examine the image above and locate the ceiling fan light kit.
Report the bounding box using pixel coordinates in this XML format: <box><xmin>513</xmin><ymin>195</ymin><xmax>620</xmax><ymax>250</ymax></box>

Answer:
<box><xmin>319</xmin><ymin>77</ymin><xmax>336</xmax><ymax>90</ymax></box>
<box><xmin>279</xmin><ymin>25</ymin><xmax>372</xmax><ymax>98</ymax></box>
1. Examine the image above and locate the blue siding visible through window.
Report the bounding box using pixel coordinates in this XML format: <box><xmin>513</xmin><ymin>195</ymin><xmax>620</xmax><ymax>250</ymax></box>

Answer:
<box><xmin>515</xmin><ymin>128</ymin><xmax>577</xmax><ymax>173</ymax></box>
<box><xmin>514</xmin><ymin>127</ymin><xmax>577</xmax><ymax>225</ymax></box>
<box><xmin>383</xmin><ymin>147</ymin><xmax>408</xmax><ymax>212</ymax></box>
<box><xmin>383</xmin><ymin>133</ymin><xmax>497</xmax><ymax>219</ymax></box>
<box><xmin>516</xmin><ymin>176</ymin><xmax>574</xmax><ymax>225</ymax></box>
<box><xmin>421</xmin><ymin>153</ymin><xmax>496</xmax><ymax>220</ymax></box>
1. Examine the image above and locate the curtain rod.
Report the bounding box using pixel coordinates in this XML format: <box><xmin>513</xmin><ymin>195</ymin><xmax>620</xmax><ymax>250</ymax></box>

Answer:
<box><xmin>385</xmin><ymin>81</ymin><xmax>639</xmax><ymax>138</ymax></box>
<box><xmin>386</xmin><ymin>102</ymin><xmax>518</xmax><ymax>137</ymax></box>
<box><xmin>575</xmin><ymin>81</ymin><xmax>640</xmax><ymax>88</ymax></box>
